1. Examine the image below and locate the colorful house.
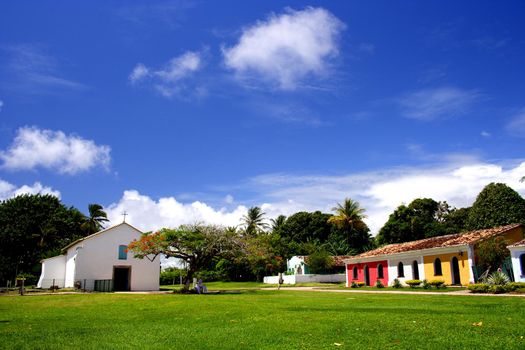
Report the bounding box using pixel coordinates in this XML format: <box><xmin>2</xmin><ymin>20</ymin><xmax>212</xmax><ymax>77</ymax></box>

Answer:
<box><xmin>508</xmin><ymin>239</ymin><xmax>525</xmax><ymax>283</ymax></box>
<box><xmin>345</xmin><ymin>224</ymin><xmax>524</xmax><ymax>287</ymax></box>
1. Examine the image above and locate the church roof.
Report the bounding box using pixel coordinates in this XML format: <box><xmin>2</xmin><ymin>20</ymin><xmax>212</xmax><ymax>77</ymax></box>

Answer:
<box><xmin>348</xmin><ymin>223</ymin><xmax>523</xmax><ymax>261</ymax></box>
<box><xmin>61</xmin><ymin>222</ymin><xmax>143</xmax><ymax>251</ymax></box>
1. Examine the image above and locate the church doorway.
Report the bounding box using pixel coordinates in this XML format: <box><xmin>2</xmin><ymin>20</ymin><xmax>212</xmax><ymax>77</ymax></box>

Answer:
<box><xmin>113</xmin><ymin>266</ymin><xmax>131</xmax><ymax>291</ymax></box>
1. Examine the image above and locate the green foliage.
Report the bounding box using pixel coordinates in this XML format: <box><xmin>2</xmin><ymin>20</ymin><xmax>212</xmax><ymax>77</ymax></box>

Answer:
<box><xmin>376</xmin><ymin>199</ymin><xmax>461</xmax><ymax>244</ymax></box>
<box><xmin>375</xmin><ymin>279</ymin><xmax>384</xmax><ymax>288</ymax></box>
<box><xmin>405</xmin><ymin>279</ymin><xmax>422</xmax><ymax>288</ymax></box>
<box><xmin>159</xmin><ymin>268</ymin><xmax>187</xmax><ymax>285</ymax></box>
<box><xmin>241</xmin><ymin>206</ymin><xmax>269</xmax><ymax>236</ymax></box>
<box><xmin>428</xmin><ymin>279</ymin><xmax>445</xmax><ymax>288</ymax></box>
<box><xmin>328</xmin><ymin>198</ymin><xmax>371</xmax><ymax>253</ymax></box>
<box><xmin>489</xmin><ymin>285</ymin><xmax>508</xmax><ymax>294</ymax></box>
<box><xmin>305</xmin><ymin>249</ymin><xmax>334</xmax><ymax>274</ymax></box>
<box><xmin>508</xmin><ymin>282</ymin><xmax>525</xmax><ymax>291</ymax></box>
<box><xmin>476</xmin><ymin>237</ymin><xmax>510</xmax><ymax>272</ymax></box>
<box><xmin>350</xmin><ymin>281</ymin><xmax>359</xmax><ymax>288</ymax></box>
<box><xmin>486</xmin><ymin>271</ymin><xmax>510</xmax><ymax>285</ymax></box>
<box><xmin>466</xmin><ymin>182</ymin><xmax>525</xmax><ymax>230</ymax></box>
<box><xmin>392</xmin><ymin>278</ymin><xmax>402</xmax><ymax>288</ymax></box>
<box><xmin>81</xmin><ymin>203</ymin><xmax>109</xmax><ymax>234</ymax></box>
<box><xmin>422</xmin><ymin>279</ymin><xmax>431</xmax><ymax>289</ymax></box>
<box><xmin>0</xmin><ymin>194</ymin><xmax>87</xmax><ymax>285</ymax></box>
<box><xmin>468</xmin><ymin>283</ymin><xmax>490</xmax><ymax>293</ymax></box>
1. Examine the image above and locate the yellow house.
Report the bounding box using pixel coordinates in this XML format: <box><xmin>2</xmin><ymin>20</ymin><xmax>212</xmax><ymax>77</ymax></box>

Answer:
<box><xmin>345</xmin><ymin>224</ymin><xmax>524</xmax><ymax>286</ymax></box>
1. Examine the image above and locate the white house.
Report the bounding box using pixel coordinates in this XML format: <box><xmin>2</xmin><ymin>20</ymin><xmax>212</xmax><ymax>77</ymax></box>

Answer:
<box><xmin>37</xmin><ymin>222</ymin><xmax>160</xmax><ymax>291</ymax></box>
<box><xmin>508</xmin><ymin>239</ymin><xmax>525</xmax><ymax>283</ymax></box>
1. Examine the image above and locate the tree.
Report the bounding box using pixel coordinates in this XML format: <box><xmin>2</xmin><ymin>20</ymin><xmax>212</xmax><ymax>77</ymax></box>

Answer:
<box><xmin>328</xmin><ymin>199</ymin><xmax>371</xmax><ymax>253</ymax></box>
<box><xmin>466</xmin><ymin>183</ymin><xmax>525</xmax><ymax>230</ymax></box>
<box><xmin>81</xmin><ymin>203</ymin><xmax>109</xmax><ymax>234</ymax></box>
<box><xmin>475</xmin><ymin>237</ymin><xmax>510</xmax><ymax>272</ymax></box>
<box><xmin>0</xmin><ymin>194</ymin><xmax>86</xmax><ymax>285</ymax></box>
<box><xmin>241</xmin><ymin>206</ymin><xmax>269</xmax><ymax>236</ymax></box>
<box><xmin>128</xmin><ymin>224</ymin><xmax>237</xmax><ymax>289</ymax></box>
<box><xmin>305</xmin><ymin>249</ymin><xmax>334</xmax><ymax>274</ymax></box>
<box><xmin>270</xmin><ymin>215</ymin><xmax>287</xmax><ymax>231</ymax></box>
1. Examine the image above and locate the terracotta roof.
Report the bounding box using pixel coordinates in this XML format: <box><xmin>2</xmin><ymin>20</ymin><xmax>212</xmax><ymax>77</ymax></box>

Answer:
<box><xmin>508</xmin><ymin>239</ymin><xmax>525</xmax><ymax>248</ymax></box>
<box><xmin>351</xmin><ymin>223</ymin><xmax>523</xmax><ymax>259</ymax></box>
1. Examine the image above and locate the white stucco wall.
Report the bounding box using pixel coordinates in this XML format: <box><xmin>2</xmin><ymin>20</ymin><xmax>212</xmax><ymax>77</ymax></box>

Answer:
<box><xmin>64</xmin><ymin>247</ymin><xmax>79</xmax><ymax>288</ymax></box>
<box><xmin>387</xmin><ymin>257</ymin><xmax>424</xmax><ymax>286</ymax></box>
<box><xmin>264</xmin><ymin>274</ymin><xmax>346</xmax><ymax>284</ymax></box>
<box><xmin>37</xmin><ymin>255</ymin><xmax>66</xmax><ymax>288</ymax></box>
<box><xmin>72</xmin><ymin>223</ymin><xmax>160</xmax><ymax>291</ymax></box>
<box><xmin>509</xmin><ymin>247</ymin><xmax>525</xmax><ymax>283</ymax></box>
<box><xmin>287</xmin><ymin>256</ymin><xmax>306</xmax><ymax>274</ymax></box>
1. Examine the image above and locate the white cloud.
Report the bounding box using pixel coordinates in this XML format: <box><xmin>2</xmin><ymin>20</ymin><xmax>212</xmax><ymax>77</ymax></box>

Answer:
<box><xmin>0</xmin><ymin>126</ymin><xmax>111</xmax><ymax>174</ymax></box>
<box><xmin>222</xmin><ymin>7</ymin><xmax>344</xmax><ymax>90</ymax></box>
<box><xmin>105</xmin><ymin>190</ymin><xmax>248</xmax><ymax>231</ymax></box>
<box><xmin>481</xmin><ymin>131</ymin><xmax>491</xmax><ymax>138</ymax></box>
<box><xmin>103</xmin><ymin>160</ymin><xmax>525</xmax><ymax>237</ymax></box>
<box><xmin>506</xmin><ymin>108</ymin><xmax>525</xmax><ymax>137</ymax></box>
<box><xmin>398</xmin><ymin>87</ymin><xmax>479</xmax><ymax>121</ymax></box>
<box><xmin>129</xmin><ymin>51</ymin><xmax>203</xmax><ymax>97</ymax></box>
<box><xmin>224</xmin><ymin>194</ymin><xmax>234</xmax><ymax>204</ymax></box>
<box><xmin>0</xmin><ymin>100</ymin><xmax>3</xmax><ymax>111</ymax></box>
<box><xmin>0</xmin><ymin>179</ymin><xmax>60</xmax><ymax>200</ymax></box>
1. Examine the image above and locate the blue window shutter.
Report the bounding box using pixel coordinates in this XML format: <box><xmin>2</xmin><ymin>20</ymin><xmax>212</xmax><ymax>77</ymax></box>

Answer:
<box><xmin>118</xmin><ymin>245</ymin><xmax>127</xmax><ymax>260</ymax></box>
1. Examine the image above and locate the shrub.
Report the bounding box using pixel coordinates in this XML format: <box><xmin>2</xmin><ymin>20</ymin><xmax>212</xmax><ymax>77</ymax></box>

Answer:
<box><xmin>422</xmin><ymin>279</ymin><xmax>431</xmax><ymax>290</ymax></box>
<box><xmin>429</xmin><ymin>279</ymin><xmax>445</xmax><ymax>288</ymax></box>
<box><xmin>357</xmin><ymin>282</ymin><xmax>365</xmax><ymax>287</ymax></box>
<box><xmin>160</xmin><ymin>268</ymin><xmax>187</xmax><ymax>285</ymax></box>
<box><xmin>507</xmin><ymin>282</ymin><xmax>525</xmax><ymax>292</ymax></box>
<box><xmin>489</xmin><ymin>285</ymin><xmax>507</xmax><ymax>294</ymax></box>
<box><xmin>486</xmin><ymin>271</ymin><xmax>510</xmax><ymax>286</ymax></box>
<box><xmin>375</xmin><ymin>280</ymin><xmax>384</xmax><ymax>288</ymax></box>
<box><xmin>350</xmin><ymin>281</ymin><xmax>358</xmax><ymax>288</ymax></box>
<box><xmin>405</xmin><ymin>279</ymin><xmax>422</xmax><ymax>288</ymax></box>
<box><xmin>468</xmin><ymin>283</ymin><xmax>489</xmax><ymax>293</ymax></box>
<box><xmin>392</xmin><ymin>278</ymin><xmax>402</xmax><ymax>289</ymax></box>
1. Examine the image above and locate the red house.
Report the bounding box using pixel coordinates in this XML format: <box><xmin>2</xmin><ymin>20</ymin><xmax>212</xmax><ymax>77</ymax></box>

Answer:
<box><xmin>346</xmin><ymin>260</ymin><xmax>388</xmax><ymax>286</ymax></box>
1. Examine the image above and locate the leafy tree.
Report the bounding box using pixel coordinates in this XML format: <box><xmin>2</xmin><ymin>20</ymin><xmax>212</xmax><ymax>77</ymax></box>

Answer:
<box><xmin>466</xmin><ymin>183</ymin><xmax>525</xmax><ymax>230</ymax></box>
<box><xmin>270</xmin><ymin>215</ymin><xmax>287</xmax><ymax>231</ymax></box>
<box><xmin>305</xmin><ymin>249</ymin><xmax>334</xmax><ymax>274</ymax></box>
<box><xmin>241</xmin><ymin>233</ymin><xmax>285</xmax><ymax>281</ymax></box>
<box><xmin>0</xmin><ymin>194</ymin><xmax>86</xmax><ymax>285</ymax></box>
<box><xmin>128</xmin><ymin>224</ymin><xmax>237</xmax><ymax>289</ymax></box>
<box><xmin>241</xmin><ymin>206</ymin><xmax>269</xmax><ymax>236</ymax></box>
<box><xmin>328</xmin><ymin>198</ymin><xmax>371</xmax><ymax>253</ymax></box>
<box><xmin>81</xmin><ymin>203</ymin><xmax>109</xmax><ymax>234</ymax></box>
<box><xmin>475</xmin><ymin>237</ymin><xmax>510</xmax><ymax>272</ymax></box>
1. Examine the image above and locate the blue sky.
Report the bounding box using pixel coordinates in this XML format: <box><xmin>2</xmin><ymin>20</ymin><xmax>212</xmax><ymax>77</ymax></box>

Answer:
<box><xmin>1</xmin><ymin>1</ymin><xmax>525</xmax><ymax>234</ymax></box>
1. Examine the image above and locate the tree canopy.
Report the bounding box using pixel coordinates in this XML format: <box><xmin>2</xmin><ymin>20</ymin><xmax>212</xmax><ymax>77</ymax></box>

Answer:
<box><xmin>466</xmin><ymin>182</ymin><xmax>525</xmax><ymax>230</ymax></box>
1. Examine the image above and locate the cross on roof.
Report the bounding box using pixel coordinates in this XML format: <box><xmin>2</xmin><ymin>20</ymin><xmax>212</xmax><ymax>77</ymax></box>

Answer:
<box><xmin>121</xmin><ymin>211</ymin><xmax>128</xmax><ymax>223</ymax></box>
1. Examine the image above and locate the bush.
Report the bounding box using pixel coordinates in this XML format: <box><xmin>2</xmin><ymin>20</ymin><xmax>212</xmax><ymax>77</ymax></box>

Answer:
<box><xmin>422</xmin><ymin>279</ymin><xmax>431</xmax><ymax>290</ymax></box>
<box><xmin>392</xmin><ymin>278</ymin><xmax>402</xmax><ymax>289</ymax></box>
<box><xmin>429</xmin><ymin>279</ymin><xmax>445</xmax><ymax>288</ymax></box>
<box><xmin>489</xmin><ymin>285</ymin><xmax>507</xmax><ymax>294</ymax></box>
<box><xmin>468</xmin><ymin>283</ymin><xmax>489</xmax><ymax>293</ymax></box>
<box><xmin>507</xmin><ymin>282</ymin><xmax>525</xmax><ymax>292</ymax></box>
<box><xmin>357</xmin><ymin>282</ymin><xmax>365</xmax><ymax>287</ymax></box>
<box><xmin>486</xmin><ymin>271</ymin><xmax>510</xmax><ymax>286</ymax></box>
<box><xmin>350</xmin><ymin>281</ymin><xmax>359</xmax><ymax>288</ymax></box>
<box><xmin>159</xmin><ymin>268</ymin><xmax>187</xmax><ymax>285</ymax></box>
<box><xmin>405</xmin><ymin>279</ymin><xmax>422</xmax><ymax>288</ymax></box>
<box><xmin>375</xmin><ymin>280</ymin><xmax>384</xmax><ymax>288</ymax></box>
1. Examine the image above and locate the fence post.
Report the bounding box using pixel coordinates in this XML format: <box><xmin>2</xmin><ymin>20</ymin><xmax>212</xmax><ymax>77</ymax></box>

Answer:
<box><xmin>53</xmin><ymin>279</ymin><xmax>55</xmax><ymax>292</ymax></box>
<box><xmin>83</xmin><ymin>279</ymin><xmax>86</xmax><ymax>292</ymax></box>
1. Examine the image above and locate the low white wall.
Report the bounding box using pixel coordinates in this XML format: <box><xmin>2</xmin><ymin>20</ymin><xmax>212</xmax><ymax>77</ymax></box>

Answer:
<box><xmin>263</xmin><ymin>274</ymin><xmax>346</xmax><ymax>284</ymax></box>
<box><xmin>37</xmin><ymin>255</ymin><xmax>66</xmax><ymax>288</ymax></box>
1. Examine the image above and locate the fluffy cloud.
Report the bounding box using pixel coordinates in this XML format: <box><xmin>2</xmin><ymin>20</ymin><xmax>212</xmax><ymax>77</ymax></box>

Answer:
<box><xmin>105</xmin><ymin>190</ymin><xmax>248</xmax><ymax>232</ymax></box>
<box><xmin>0</xmin><ymin>178</ymin><xmax>60</xmax><ymax>200</ymax></box>
<box><xmin>129</xmin><ymin>51</ymin><xmax>203</xmax><ymax>97</ymax></box>
<box><xmin>0</xmin><ymin>100</ymin><xmax>3</xmax><ymax>112</ymax></box>
<box><xmin>0</xmin><ymin>126</ymin><xmax>111</xmax><ymax>174</ymax></box>
<box><xmin>102</xmin><ymin>160</ymin><xmax>525</xmax><ymax>236</ymax></box>
<box><xmin>222</xmin><ymin>7</ymin><xmax>344</xmax><ymax>90</ymax></box>
<box><xmin>398</xmin><ymin>87</ymin><xmax>479</xmax><ymax>121</ymax></box>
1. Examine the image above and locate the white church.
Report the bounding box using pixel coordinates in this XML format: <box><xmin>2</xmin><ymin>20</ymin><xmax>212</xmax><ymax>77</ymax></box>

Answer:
<box><xmin>37</xmin><ymin>222</ymin><xmax>160</xmax><ymax>291</ymax></box>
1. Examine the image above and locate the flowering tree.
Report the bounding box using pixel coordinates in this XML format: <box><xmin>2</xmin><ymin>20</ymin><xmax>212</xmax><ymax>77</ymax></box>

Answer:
<box><xmin>128</xmin><ymin>224</ymin><xmax>238</xmax><ymax>289</ymax></box>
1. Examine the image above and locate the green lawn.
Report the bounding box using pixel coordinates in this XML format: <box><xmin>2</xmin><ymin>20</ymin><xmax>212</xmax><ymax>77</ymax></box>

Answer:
<box><xmin>1</xmin><ymin>291</ymin><xmax>524</xmax><ymax>349</ymax></box>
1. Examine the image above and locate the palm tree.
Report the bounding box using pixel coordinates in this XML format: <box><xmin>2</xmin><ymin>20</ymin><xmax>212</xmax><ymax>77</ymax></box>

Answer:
<box><xmin>270</xmin><ymin>215</ymin><xmax>287</xmax><ymax>231</ymax></box>
<box><xmin>328</xmin><ymin>198</ymin><xmax>367</xmax><ymax>231</ymax></box>
<box><xmin>81</xmin><ymin>203</ymin><xmax>109</xmax><ymax>234</ymax></box>
<box><xmin>241</xmin><ymin>206</ymin><xmax>269</xmax><ymax>236</ymax></box>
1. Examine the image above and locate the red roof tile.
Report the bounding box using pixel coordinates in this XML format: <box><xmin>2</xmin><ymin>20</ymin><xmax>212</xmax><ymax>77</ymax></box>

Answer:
<box><xmin>508</xmin><ymin>239</ymin><xmax>525</xmax><ymax>248</ymax></box>
<box><xmin>351</xmin><ymin>224</ymin><xmax>523</xmax><ymax>259</ymax></box>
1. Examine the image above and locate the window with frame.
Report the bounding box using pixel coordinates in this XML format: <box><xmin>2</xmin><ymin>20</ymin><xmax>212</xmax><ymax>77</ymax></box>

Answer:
<box><xmin>118</xmin><ymin>245</ymin><xmax>127</xmax><ymax>260</ymax></box>
<box><xmin>520</xmin><ymin>254</ymin><xmax>525</xmax><ymax>276</ymax></box>
<box><xmin>353</xmin><ymin>266</ymin><xmax>358</xmax><ymax>280</ymax></box>
<box><xmin>434</xmin><ymin>258</ymin><xmax>442</xmax><ymax>276</ymax></box>
<box><xmin>397</xmin><ymin>262</ymin><xmax>404</xmax><ymax>277</ymax></box>
<box><xmin>377</xmin><ymin>264</ymin><xmax>384</xmax><ymax>278</ymax></box>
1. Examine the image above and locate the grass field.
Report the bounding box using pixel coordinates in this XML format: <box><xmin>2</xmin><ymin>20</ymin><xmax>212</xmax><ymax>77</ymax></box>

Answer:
<box><xmin>1</xmin><ymin>290</ymin><xmax>524</xmax><ymax>349</ymax></box>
